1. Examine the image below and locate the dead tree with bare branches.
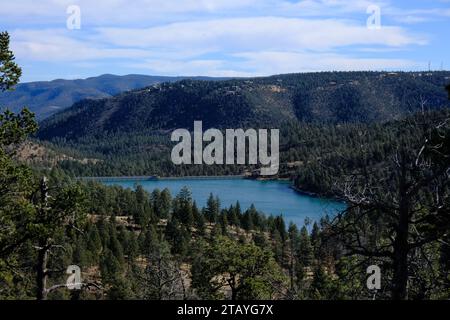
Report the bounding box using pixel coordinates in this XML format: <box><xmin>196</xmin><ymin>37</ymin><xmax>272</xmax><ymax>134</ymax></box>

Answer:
<box><xmin>330</xmin><ymin>113</ymin><xmax>449</xmax><ymax>300</ymax></box>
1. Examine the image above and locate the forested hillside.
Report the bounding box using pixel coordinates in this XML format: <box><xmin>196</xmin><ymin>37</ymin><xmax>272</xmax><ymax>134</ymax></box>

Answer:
<box><xmin>0</xmin><ymin>74</ymin><xmax>224</xmax><ymax>119</ymax></box>
<box><xmin>34</xmin><ymin>109</ymin><xmax>450</xmax><ymax>198</ymax></box>
<box><xmin>33</xmin><ymin>71</ymin><xmax>450</xmax><ymax>185</ymax></box>
<box><xmin>37</xmin><ymin>71</ymin><xmax>450</xmax><ymax>141</ymax></box>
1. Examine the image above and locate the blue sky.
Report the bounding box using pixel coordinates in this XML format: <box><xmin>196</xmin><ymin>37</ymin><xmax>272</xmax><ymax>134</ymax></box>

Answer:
<box><xmin>1</xmin><ymin>0</ymin><xmax>449</xmax><ymax>82</ymax></box>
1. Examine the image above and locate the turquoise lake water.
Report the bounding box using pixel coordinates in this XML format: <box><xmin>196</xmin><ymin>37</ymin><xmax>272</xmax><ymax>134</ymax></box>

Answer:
<box><xmin>102</xmin><ymin>178</ymin><xmax>346</xmax><ymax>227</ymax></box>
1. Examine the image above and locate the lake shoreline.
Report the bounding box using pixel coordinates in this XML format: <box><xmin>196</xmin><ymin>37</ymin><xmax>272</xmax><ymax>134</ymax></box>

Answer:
<box><xmin>78</xmin><ymin>175</ymin><xmax>247</xmax><ymax>181</ymax></box>
<box><xmin>78</xmin><ymin>175</ymin><xmax>346</xmax><ymax>204</ymax></box>
<box><xmin>289</xmin><ymin>185</ymin><xmax>347</xmax><ymax>204</ymax></box>
<box><xmin>87</xmin><ymin>175</ymin><xmax>347</xmax><ymax>226</ymax></box>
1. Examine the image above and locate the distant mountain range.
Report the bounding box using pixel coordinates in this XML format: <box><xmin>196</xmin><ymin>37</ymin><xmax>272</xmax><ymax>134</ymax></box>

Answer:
<box><xmin>0</xmin><ymin>74</ymin><xmax>226</xmax><ymax>119</ymax></box>
<box><xmin>37</xmin><ymin>71</ymin><xmax>450</xmax><ymax>142</ymax></box>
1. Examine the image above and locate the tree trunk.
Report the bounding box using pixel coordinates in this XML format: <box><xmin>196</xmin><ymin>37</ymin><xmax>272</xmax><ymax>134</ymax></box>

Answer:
<box><xmin>392</xmin><ymin>235</ymin><xmax>408</xmax><ymax>300</ymax></box>
<box><xmin>289</xmin><ymin>242</ymin><xmax>295</xmax><ymax>292</ymax></box>
<box><xmin>392</xmin><ymin>161</ymin><xmax>410</xmax><ymax>300</ymax></box>
<box><xmin>231</xmin><ymin>288</ymin><xmax>237</xmax><ymax>301</ymax></box>
<box><xmin>36</xmin><ymin>177</ymin><xmax>50</xmax><ymax>300</ymax></box>
<box><xmin>36</xmin><ymin>244</ymin><xmax>49</xmax><ymax>300</ymax></box>
<box><xmin>229</xmin><ymin>275</ymin><xmax>237</xmax><ymax>300</ymax></box>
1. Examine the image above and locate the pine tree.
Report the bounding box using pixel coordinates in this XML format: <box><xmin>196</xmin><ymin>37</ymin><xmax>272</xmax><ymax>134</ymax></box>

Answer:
<box><xmin>165</xmin><ymin>217</ymin><xmax>189</xmax><ymax>256</ymax></box>
<box><xmin>219</xmin><ymin>210</ymin><xmax>228</xmax><ymax>235</ymax></box>
<box><xmin>228</xmin><ymin>201</ymin><xmax>241</xmax><ymax>227</ymax></box>
<box><xmin>133</xmin><ymin>185</ymin><xmax>153</xmax><ymax>226</ymax></box>
<box><xmin>139</xmin><ymin>224</ymin><xmax>158</xmax><ymax>255</ymax></box>
<box><xmin>100</xmin><ymin>249</ymin><xmax>131</xmax><ymax>299</ymax></box>
<box><xmin>192</xmin><ymin>201</ymin><xmax>205</xmax><ymax>235</ymax></box>
<box><xmin>205</xmin><ymin>193</ymin><xmax>219</xmax><ymax>223</ymax></box>
<box><xmin>298</xmin><ymin>226</ymin><xmax>313</xmax><ymax>267</ymax></box>
<box><xmin>241</xmin><ymin>211</ymin><xmax>254</xmax><ymax>231</ymax></box>
<box><xmin>158</xmin><ymin>188</ymin><xmax>172</xmax><ymax>219</ymax></box>
<box><xmin>0</xmin><ymin>32</ymin><xmax>22</xmax><ymax>91</ymax></box>
<box><xmin>288</xmin><ymin>223</ymin><xmax>299</xmax><ymax>292</ymax></box>
<box><xmin>310</xmin><ymin>222</ymin><xmax>321</xmax><ymax>259</ymax></box>
<box><xmin>108</xmin><ymin>221</ymin><xmax>125</xmax><ymax>267</ymax></box>
<box><xmin>191</xmin><ymin>236</ymin><xmax>287</xmax><ymax>300</ymax></box>
<box><xmin>309</xmin><ymin>266</ymin><xmax>334</xmax><ymax>300</ymax></box>
<box><xmin>0</xmin><ymin>32</ymin><xmax>38</xmax><ymax>298</ymax></box>
<box><xmin>86</xmin><ymin>223</ymin><xmax>102</xmax><ymax>265</ymax></box>
<box><xmin>173</xmin><ymin>187</ymin><xmax>194</xmax><ymax>228</ymax></box>
<box><xmin>72</xmin><ymin>236</ymin><xmax>88</xmax><ymax>268</ymax></box>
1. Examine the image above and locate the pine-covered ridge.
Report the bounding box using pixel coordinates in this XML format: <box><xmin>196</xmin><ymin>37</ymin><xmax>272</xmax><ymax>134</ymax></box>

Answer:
<box><xmin>0</xmin><ymin>74</ymin><xmax>227</xmax><ymax>120</ymax></box>
<box><xmin>37</xmin><ymin>71</ymin><xmax>450</xmax><ymax>141</ymax></box>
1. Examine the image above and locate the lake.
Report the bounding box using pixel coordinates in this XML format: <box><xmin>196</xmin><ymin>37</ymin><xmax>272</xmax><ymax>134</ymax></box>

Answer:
<box><xmin>102</xmin><ymin>177</ymin><xmax>346</xmax><ymax>227</ymax></box>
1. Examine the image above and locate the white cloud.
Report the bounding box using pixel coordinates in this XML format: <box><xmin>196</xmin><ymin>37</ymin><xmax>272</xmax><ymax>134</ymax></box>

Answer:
<box><xmin>96</xmin><ymin>17</ymin><xmax>425</xmax><ymax>51</ymax></box>
<box><xmin>276</xmin><ymin>0</ymin><xmax>389</xmax><ymax>16</ymax></box>
<box><xmin>384</xmin><ymin>6</ymin><xmax>450</xmax><ymax>24</ymax></box>
<box><xmin>130</xmin><ymin>59</ymin><xmax>255</xmax><ymax>77</ymax></box>
<box><xmin>9</xmin><ymin>14</ymin><xmax>427</xmax><ymax>77</ymax></box>
<box><xmin>10</xmin><ymin>29</ymin><xmax>150</xmax><ymax>61</ymax></box>
<box><xmin>3</xmin><ymin>0</ymin><xmax>445</xmax><ymax>79</ymax></box>
<box><xmin>0</xmin><ymin>0</ymin><xmax>261</xmax><ymax>25</ymax></box>
<box><xmin>233</xmin><ymin>51</ymin><xmax>421</xmax><ymax>75</ymax></box>
<box><xmin>129</xmin><ymin>51</ymin><xmax>421</xmax><ymax>77</ymax></box>
<box><xmin>1</xmin><ymin>0</ymin><xmax>448</xmax><ymax>27</ymax></box>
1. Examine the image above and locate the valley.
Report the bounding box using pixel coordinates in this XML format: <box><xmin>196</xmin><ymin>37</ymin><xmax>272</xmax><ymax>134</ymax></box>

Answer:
<box><xmin>2</xmin><ymin>0</ymin><xmax>450</xmax><ymax>303</ymax></box>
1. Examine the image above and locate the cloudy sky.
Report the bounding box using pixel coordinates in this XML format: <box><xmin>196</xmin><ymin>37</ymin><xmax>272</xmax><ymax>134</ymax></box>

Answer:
<box><xmin>1</xmin><ymin>0</ymin><xmax>449</xmax><ymax>82</ymax></box>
